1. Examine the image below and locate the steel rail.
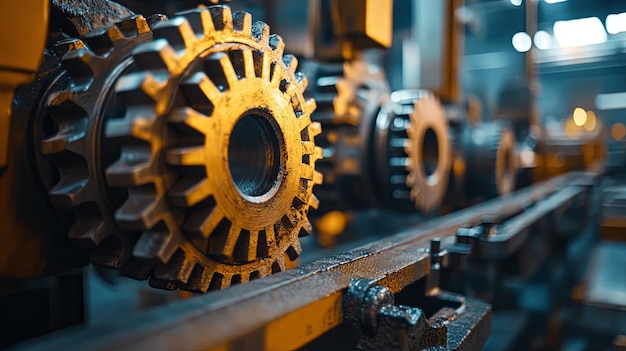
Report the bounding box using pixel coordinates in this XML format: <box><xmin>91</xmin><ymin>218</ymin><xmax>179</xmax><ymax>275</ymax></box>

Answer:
<box><xmin>15</xmin><ymin>171</ymin><xmax>599</xmax><ymax>351</ymax></box>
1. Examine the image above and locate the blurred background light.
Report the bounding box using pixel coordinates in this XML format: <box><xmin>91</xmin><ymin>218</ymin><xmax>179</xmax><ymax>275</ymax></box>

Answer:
<box><xmin>510</xmin><ymin>0</ymin><xmax>523</xmax><ymax>6</ymax></box>
<box><xmin>553</xmin><ymin>17</ymin><xmax>607</xmax><ymax>48</ymax></box>
<box><xmin>533</xmin><ymin>30</ymin><xmax>553</xmax><ymax>50</ymax></box>
<box><xmin>611</xmin><ymin>123</ymin><xmax>626</xmax><ymax>141</ymax></box>
<box><xmin>606</xmin><ymin>13</ymin><xmax>626</xmax><ymax>35</ymax></box>
<box><xmin>544</xmin><ymin>0</ymin><xmax>567</xmax><ymax>3</ymax></box>
<box><xmin>596</xmin><ymin>92</ymin><xmax>626</xmax><ymax>110</ymax></box>
<box><xmin>583</xmin><ymin>111</ymin><xmax>597</xmax><ymax>131</ymax></box>
<box><xmin>573</xmin><ymin>107</ymin><xmax>587</xmax><ymax>127</ymax></box>
<box><xmin>512</xmin><ymin>32</ymin><xmax>532</xmax><ymax>52</ymax></box>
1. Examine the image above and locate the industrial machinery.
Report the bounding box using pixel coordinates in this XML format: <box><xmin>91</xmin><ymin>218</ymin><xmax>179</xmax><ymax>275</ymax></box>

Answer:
<box><xmin>1</xmin><ymin>0</ymin><xmax>624</xmax><ymax>350</ymax></box>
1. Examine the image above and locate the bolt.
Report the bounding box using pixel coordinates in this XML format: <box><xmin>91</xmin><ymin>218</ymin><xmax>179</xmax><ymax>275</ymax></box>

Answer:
<box><xmin>361</xmin><ymin>285</ymin><xmax>394</xmax><ymax>336</ymax></box>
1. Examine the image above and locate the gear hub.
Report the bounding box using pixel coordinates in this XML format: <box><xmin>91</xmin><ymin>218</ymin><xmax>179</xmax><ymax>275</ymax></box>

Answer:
<box><xmin>373</xmin><ymin>90</ymin><xmax>452</xmax><ymax>212</ymax></box>
<box><xmin>106</xmin><ymin>6</ymin><xmax>322</xmax><ymax>291</ymax></box>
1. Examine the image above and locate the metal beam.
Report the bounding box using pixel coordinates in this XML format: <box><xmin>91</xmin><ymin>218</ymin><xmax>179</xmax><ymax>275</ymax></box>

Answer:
<box><xmin>15</xmin><ymin>171</ymin><xmax>598</xmax><ymax>351</ymax></box>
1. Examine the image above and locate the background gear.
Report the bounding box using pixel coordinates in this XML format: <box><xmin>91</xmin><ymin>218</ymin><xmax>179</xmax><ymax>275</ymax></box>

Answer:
<box><xmin>305</xmin><ymin>52</ymin><xmax>389</xmax><ymax>212</ymax></box>
<box><xmin>461</xmin><ymin>120</ymin><xmax>518</xmax><ymax>200</ymax></box>
<box><xmin>106</xmin><ymin>5</ymin><xmax>321</xmax><ymax>291</ymax></box>
<box><xmin>373</xmin><ymin>90</ymin><xmax>452</xmax><ymax>212</ymax></box>
<box><xmin>40</xmin><ymin>15</ymin><xmax>165</xmax><ymax>270</ymax></box>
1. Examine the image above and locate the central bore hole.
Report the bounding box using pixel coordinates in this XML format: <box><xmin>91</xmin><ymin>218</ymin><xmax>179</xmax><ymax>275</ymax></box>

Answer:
<box><xmin>422</xmin><ymin>128</ymin><xmax>440</xmax><ymax>177</ymax></box>
<box><xmin>228</xmin><ymin>114</ymin><xmax>281</xmax><ymax>197</ymax></box>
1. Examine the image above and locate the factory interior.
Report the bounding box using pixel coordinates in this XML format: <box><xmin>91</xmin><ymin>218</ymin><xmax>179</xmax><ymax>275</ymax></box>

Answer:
<box><xmin>0</xmin><ymin>0</ymin><xmax>625</xmax><ymax>350</ymax></box>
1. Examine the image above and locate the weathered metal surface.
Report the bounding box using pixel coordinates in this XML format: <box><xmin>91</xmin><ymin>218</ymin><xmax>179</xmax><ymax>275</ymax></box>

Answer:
<box><xmin>455</xmin><ymin>184</ymin><xmax>586</xmax><ymax>259</ymax></box>
<box><xmin>14</xmin><ymin>171</ymin><xmax>596</xmax><ymax>351</ymax></box>
<box><xmin>344</xmin><ymin>278</ymin><xmax>491</xmax><ymax>351</ymax></box>
<box><xmin>104</xmin><ymin>6</ymin><xmax>322</xmax><ymax>291</ymax></box>
<box><xmin>51</xmin><ymin>0</ymin><xmax>134</xmax><ymax>37</ymax></box>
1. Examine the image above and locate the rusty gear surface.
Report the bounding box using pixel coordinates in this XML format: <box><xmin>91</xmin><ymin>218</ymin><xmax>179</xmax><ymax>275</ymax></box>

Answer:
<box><xmin>40</xmin><ymin>15</ymin><xmax>165</xmax><ymax>269</ymax></box>
<box><xmin>106</xmin><ymin>6</ymin><xmax>321</xmax><ymax>291</ymax></box>
<box><xmin>306</xmin><ymin>53</ymin><xmax>389</xmax><ymax>212</ymax></box>
<box><xmin>374</xmin><ymin>90</ymin><xmax>451</xmax><ymax>212</ymax></box>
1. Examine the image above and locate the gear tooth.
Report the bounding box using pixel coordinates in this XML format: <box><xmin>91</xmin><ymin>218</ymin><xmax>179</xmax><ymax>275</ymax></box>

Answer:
<box><xmin>306</xmin><ymin>98</ymin><xmax>318</xmax><ymax>115</ymax></box>
<box><xmin>95</xmin><ymin>24</ymin><xmax>124</xmax><ymax>43</ymax></box>
<box><xmin>217</xmin><ymin>52</ymin><xmax>239</xmax><ymax>86</ymax></box>
<box><xmin>308</xmin><ymin>194</ymin><xmax>320</xmax><ymax>209</ymax></box>
<box><xmin>208</xmin><ymin>5</ymin><xmax>233</xmax><ymax>31</ymax></box>
<box><xmin>166</xmin><ymin>146</ymin><xmax>205</xmax><ymax>166</ymax></box>
<box><xmin>302</xmin><ymin>141</ymin><xmax>315</xmax><ymax>155</ymax></box>
<box><xmin>251</xmin><ymin>21</ymin><xmax>270</xmax><ymax>43</ymax></box>
<box><xmin>313</xmin><ymin>146</ymin><xmax>323</xmax><ymax>162</ymax></box>
<box><xmin>149</xmin><ymin>277</ymin><xmax>178</xmax><ymax>290</ymax></box>
<box><xmin>115</xmin><ymin>194</ymin><xmax>165</xmax><ymax>231</ymax></box>
<box><xmin>268</xmin><ymin>34</ymin><xmax>285</xmax><ymax>56</ymax></box>
<box><xmin>283</xmin><ymin>54</ymin><xmax>298</xmax><ymax>75</ymax></box>
<box><xmin>121</xmin><ymin>258</ymin><xmax>154</xmax><ymax>280</ymax></box>
<box><xmin>179</xmin><ymin>73</ymin><xmax>221</xmax><ymax>111</ymax></box>
<box><xmin>286</xmin><ymin>240</ymin><xmax>302</xmax><ymax>261</ymax></box>
<box><xmin>238</xmin><ymin>273</ymin><xmax>250</xmax><ymax>284</ymax></box>
<box><xmin>105</xmin><ymin>150</ymin><xmax>152</xmax><ymax>186</ymax></box>
<box><xmin>146</xmin><ymin>14</ymin><xmax>169</xmax><ymax>29</ymax></box>
<box><xmin>180</xmin><ymin>265</ymin><xmax>211</xmax><ymax>293</ymax></box>
<box><xmin>169</xmin><ymin>106</ymin><xmax>212</xmax><ymax>134</ymax></box>
<box><xmin>208</xmin><ymin>272</ymin><xmax>230</xmax><ymax>289</ymax></box>
<box><xmin>49</xmin><ymin>181</ymin><xmax>88</xmax><ymax>208</ymax></box>
<box><xmin>272</xmin><ymin>255</ymin><xmax>286</xmax><ymax>273</ymax></box>
<box><xmin>116</xmin><ymin>72</ymin><xmax>165</xmax><ymax>106</ymax></box>
<box><xmin>61</xmin><ymin>48</ymin><xmax>96</xmax><ymax>82</ymax></box>
<box><xmin>154</xmin><ymin>249</ymin><xmax>195</xmax><ymax>283</ymax></box>
<box><xmin>134</xmin><ymin>229</ymin><xmax>178</xmax><ymax>263</ymax></box>
<box><xmin>152</xmin><ymin>16</ymin><xmax>196</xmax><ymax>49</ymax></box>
<box><xmin>169</xmin><ymin>177</ymin><xmax>211</xmax><ymax>207</ymax></box>
<box><xmin>313</xmin><ymin>171</ymin><xmax>324</xmax><ymax>185</ymax></box>
<box><xmin>309</xmin><ymin>121</ymin><xmax>322</xmax><ymax>137</ymax></box>
<box><xmin>41</xmin><ymin>133</ymin><xmax>85</xmax><ymax>155</ymax></box>
<box><xmin>301</xmin><ymin>217</ymin><xmax>313</xmax><ymax>235</ymax></box>
<box><xmin>295</xmin><ymin>72</ymin><xmax>308</xmax><ymax>93</ymax></box>
<box><xmin>257</xmin><ymin>265</ymin><xmax>272</xmax><ymax>278</ymax></box>
<box><xmin>68</xmin><ymin>216</ymin><xmax>107</xmax><ymax>246</ymax></box>
<box><xmin>240</xmin><ymin>49</ymin><xmax>256</xmax><ymax>79</ymax></box>
<box><xmin>209</xmin><ymin>224</ymin><xmax>240</xmax><ymax>261</ymax></box>
<box><xmin>178</xmin><ymin>8</ymin><xmax>215</xmax><ymax>37</ymax></box>
<box><xmin>132</xmin><ymin>39</ymin><xmax>178</xmax><ymax>71</ymax></box>
<box><xmin>232</xmin><ymin>11</ymin><xmax>252</xmax><ymax>33</ymax></box>
<box><xmin>116</xmin><ymin>15</ymin><xmax>152</xmax><ymax>36</ymax></box>
<box><xmin>53</xmin><ymin>38</ymin><xmax>87</xmax><ymax>58</ymax></box>
<box><xmin>185</xmin><ymin>207</ymin><xmax>224</xmax><ymax>239</ymax></box>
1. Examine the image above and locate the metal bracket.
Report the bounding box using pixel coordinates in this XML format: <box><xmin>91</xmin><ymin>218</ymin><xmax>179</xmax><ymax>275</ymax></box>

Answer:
<box><xmin>343</xmin><ymin>278</ymin><xmax>491</xmax><ymax>351</ymax></box>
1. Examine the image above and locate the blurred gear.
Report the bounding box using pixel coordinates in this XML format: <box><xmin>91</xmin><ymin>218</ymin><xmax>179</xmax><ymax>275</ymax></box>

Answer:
<box><xmin>307</xmin><ymin>52</ymin><xmax>389</xmax><ymax>212</ymax></box>
<box><xmin>40</xmin><ymin>15</ymin><xmax>166</xmax><ymax>269</ymax></box>
<box><xmin>373</xmin><ymin>90</ymin><xmax>452</xmax><ymax>212</ymax></box>
<box><xmin>461</xmin><ymin>121</ymin><xmax>518</xmax><ymax>200</ymax></box>
<box><xmin>106</xmin><ymin>6</ymin><xmax>321</xmax><ymax>291</ymax></box>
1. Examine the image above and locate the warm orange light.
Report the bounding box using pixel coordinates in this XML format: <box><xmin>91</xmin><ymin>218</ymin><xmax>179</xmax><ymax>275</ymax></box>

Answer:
<box><xmin>573</xmin><ymin>108</ymin><xmax>587</xmax><ymax>126</ymax></box>
<box><xmin>611</xmin><ymin>122</ymin><xmax>626</xmax><ymax>141</ymax></box>
<box><xmin>584</xmin><ymin>111</ymin><xmax>597</xmax><ymax>131</ymax></box>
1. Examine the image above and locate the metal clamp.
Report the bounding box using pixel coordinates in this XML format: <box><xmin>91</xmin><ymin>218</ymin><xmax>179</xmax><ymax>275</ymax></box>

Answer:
<box><xmin>343</xmin><ymin>278</ymin><xmax>491</xmax><ymax>351</ymax></box>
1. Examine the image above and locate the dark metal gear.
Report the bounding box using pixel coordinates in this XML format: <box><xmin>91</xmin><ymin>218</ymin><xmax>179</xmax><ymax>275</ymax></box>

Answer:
<box><xmin>305</xmin><ymin>52</ymin><xmax>389</xmax><ymax>212</ymax></box>
<box><xmin>40</xmin><ymin>15</ymin><xmax>166</xmax><ymax>270</ymax></box>
<box><xmin>373</xmin><ymin>90</ymin><xmax>452</xmax><ymax>212</ymax></box>
<box><xmin>461</xmin><ymin>121</ymin><xmax>518</xmax><ymax>200</ymax></box>
<box><xmin>106</xmin><ymin>6</ymin><xmax>322</xmax><ymax>291</ymax></box>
